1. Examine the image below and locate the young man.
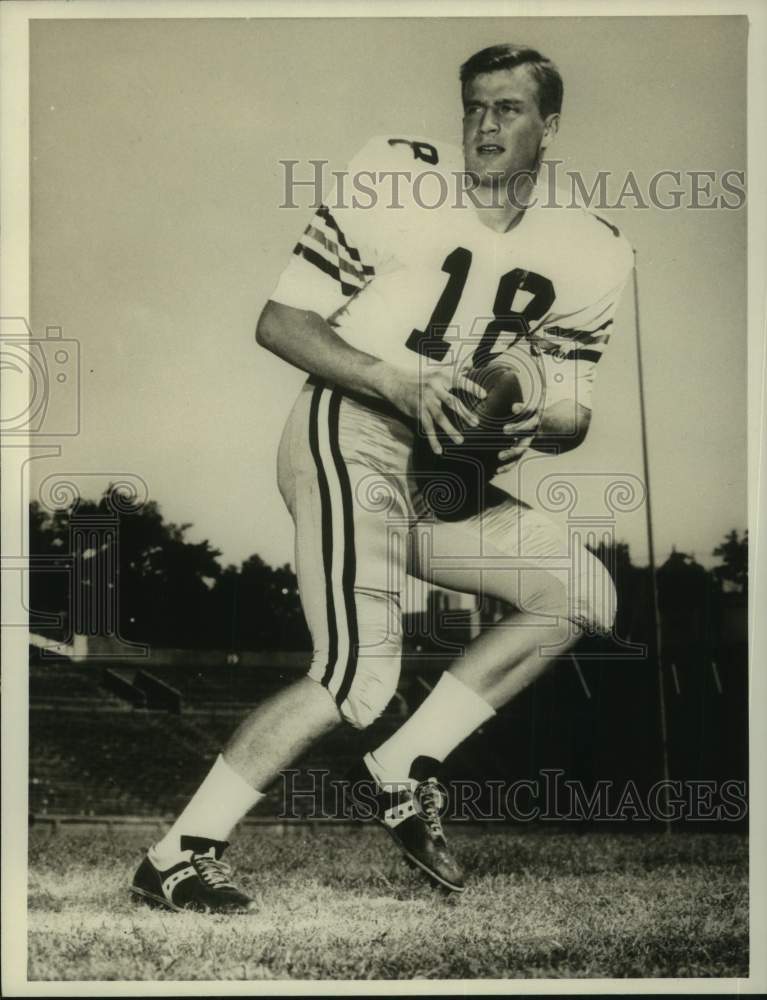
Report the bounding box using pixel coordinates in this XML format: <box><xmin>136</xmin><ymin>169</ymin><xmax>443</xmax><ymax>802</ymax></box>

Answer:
<box><xmin>131</xmin><ymin>44</ymin><xmax>633</xmax><ymax>912</ymax></box>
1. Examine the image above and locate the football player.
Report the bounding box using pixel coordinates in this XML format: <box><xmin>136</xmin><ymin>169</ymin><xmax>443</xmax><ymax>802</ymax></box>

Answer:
<box><xmin>131</xmin><ymin>43</ymin><xmax>633</xmax><ymax>912</ymax></box>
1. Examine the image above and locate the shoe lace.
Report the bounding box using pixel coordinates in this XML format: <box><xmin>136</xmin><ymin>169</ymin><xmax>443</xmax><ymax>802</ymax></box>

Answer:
<box><xmin>415</xmin><ymin>777</ymin><xmax>446</xmax><ymax>839</ymax></box>
<box><xmin>193</xmin><ymin>853</ymin><xmax>236</xmax><ymax>890</ymax></box>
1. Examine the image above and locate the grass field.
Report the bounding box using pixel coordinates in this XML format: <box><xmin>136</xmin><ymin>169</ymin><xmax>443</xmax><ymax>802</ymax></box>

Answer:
<box><xmin>28</xmin><ymin>825</ymin><xmax>748</xmax><ymax>981</ymax></box>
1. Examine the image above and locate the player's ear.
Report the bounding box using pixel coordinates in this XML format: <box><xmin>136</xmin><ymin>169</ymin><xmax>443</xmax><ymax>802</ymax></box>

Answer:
<box><xmin>540</xmin><ymin>113</ymin><xmax>560</xmax><ymax>151</ymax></box>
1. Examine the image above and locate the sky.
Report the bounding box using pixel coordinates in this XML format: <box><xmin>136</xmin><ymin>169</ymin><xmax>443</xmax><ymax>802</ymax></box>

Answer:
<box><xmin>28</xmin><ymin>14</ymin><xmax>747</xmax><ymax>572</ymax></box>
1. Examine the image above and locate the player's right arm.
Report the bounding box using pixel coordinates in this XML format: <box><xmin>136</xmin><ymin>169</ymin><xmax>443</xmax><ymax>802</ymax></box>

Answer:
<box><xmin>257</xmin><ymin>300</ymin><xmax>482</xmax><ymax>453</ymax></box>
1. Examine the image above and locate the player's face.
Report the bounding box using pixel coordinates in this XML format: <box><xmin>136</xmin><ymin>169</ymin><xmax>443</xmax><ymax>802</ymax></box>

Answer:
<box><xmin>462</xmin><ymin>67</ymin><xmax>559</xmax><ymax>190</ymax></box>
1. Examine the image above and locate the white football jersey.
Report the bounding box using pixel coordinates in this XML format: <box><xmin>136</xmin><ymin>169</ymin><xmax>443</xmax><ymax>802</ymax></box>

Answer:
<box><xmin>270</xmin><ymin>135</ymin><xmax>634</xmax><ymax>411</ymax></box>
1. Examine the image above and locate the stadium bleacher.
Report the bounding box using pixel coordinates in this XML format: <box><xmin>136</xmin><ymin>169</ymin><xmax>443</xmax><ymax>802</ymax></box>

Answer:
<box><xmin>30</xmin><ymin>660</ymin><xmax>126</xmax><ymax>707</ymax></box>
<box><xmin>28</xmin><ymin>655</ymin><xmax>407</xmax><ymax>819</ymax></box>
<box><xmin>28</xmin><ymin>640</ymin><xmax>748</xmax><ymax>828</ymax></box>
<box><xmin>30</xmin><ymin>709</ymin><xmax>210</xmax><ymax>815</ymax></box>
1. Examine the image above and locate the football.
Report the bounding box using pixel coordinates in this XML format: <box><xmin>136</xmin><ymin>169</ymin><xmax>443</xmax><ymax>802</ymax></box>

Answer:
<box><xmin>410</xmin><ymin>354</ymin><xmax>537</xmax><ymax>521</ymax></box>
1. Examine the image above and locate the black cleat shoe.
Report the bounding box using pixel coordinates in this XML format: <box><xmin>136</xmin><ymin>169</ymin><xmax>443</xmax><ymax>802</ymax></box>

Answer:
<box><xmin>130</xmin><ymin>835</ymin><xmax>257</xmax><ymax>914</ymax></box>
<box><xmin>346</xmin><ymin>755</ymin><xmax>465</xmax><ymax>893</ymax></box>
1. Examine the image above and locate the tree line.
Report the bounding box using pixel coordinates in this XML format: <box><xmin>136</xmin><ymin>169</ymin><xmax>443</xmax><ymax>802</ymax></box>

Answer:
<box><xmin>29</xmin><ymin>486</ymin><xmax>747</xmax><ymax>653</ymax></box>
<box><xmin>29</xmin><ymin>488</ymin><xmax>309</xmax><ymax>650</ymax></box>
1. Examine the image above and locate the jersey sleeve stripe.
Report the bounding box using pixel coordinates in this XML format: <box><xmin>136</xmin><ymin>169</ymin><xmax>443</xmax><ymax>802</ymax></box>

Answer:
<box><xmin>301</xmin><ymin>225</ymin><xmax>374</xmax><ymax>280</ymax></box>
<box><xmin>542</xmin><ymin>319</ymin><xmax>613</xmax><ymax>345</ymax></box>
<box><xmin>317</xmin><ymin>205</ymin><xmax>372</xmax><ymax>269</ymax></box>
<box><xmin>564</xmin><ymin>348</ymin><xmax>604</xmax><ymax>364</ymax></box>
<box><xmin>292</xmin><ymin>243</ymin><xmax>367</xmax><ymax>298</ymax></box>
<box><xmin>542</xmin><ymin>327</ymin><xmax>612</xmax><ymax>346</ymax></box>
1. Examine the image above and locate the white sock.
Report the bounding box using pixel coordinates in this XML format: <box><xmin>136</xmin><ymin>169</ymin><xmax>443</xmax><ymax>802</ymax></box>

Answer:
<box><xmin>152</xmin><ymin>754</ymin><xmax>265</xmax><ymax>865</ymax></box>
<box><xmin>366</xmin><ymin>671</ymin><xmax>495</xmax><ymax>785</ymax></box>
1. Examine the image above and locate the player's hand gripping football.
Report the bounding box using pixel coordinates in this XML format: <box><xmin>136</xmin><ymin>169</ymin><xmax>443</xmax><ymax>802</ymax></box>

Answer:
<box><xmin>384</xmin><ymin>367</ymin><xmax>488</xmax><ymax>455</ymax></box>
<box><xmin>495</xmin><ymin>402</ymin><xmax>540</xmax><ymax>474</ymax></box>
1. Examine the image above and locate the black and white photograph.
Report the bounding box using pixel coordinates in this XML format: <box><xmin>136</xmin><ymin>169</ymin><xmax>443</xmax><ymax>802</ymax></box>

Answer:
<box><xmin>1</xmin><ymin>1</ymin><xmax>765</xmax><ymax>993</ymax></box>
